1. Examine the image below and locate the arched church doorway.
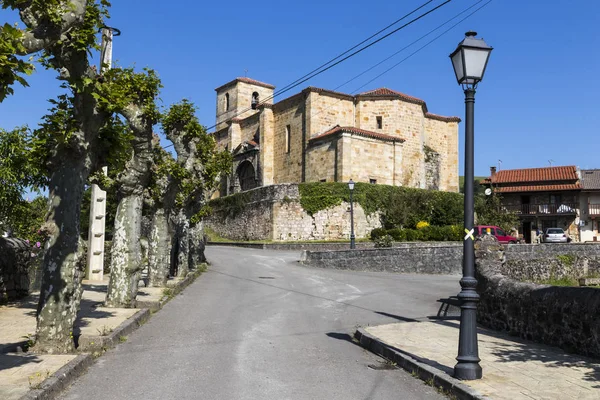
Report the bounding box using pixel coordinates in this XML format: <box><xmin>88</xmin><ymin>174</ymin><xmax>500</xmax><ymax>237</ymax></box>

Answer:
<box><xmin>237</xmin><ymin>161</ymin><xmax>257</xmax><ymax>191</ymax></box>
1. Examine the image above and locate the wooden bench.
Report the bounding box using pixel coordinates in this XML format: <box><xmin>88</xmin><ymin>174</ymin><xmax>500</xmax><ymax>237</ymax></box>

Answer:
<box><xmin>436</xmin><ymin>296</ymin><xmax>461</xmax><ymax>318</ymax></box>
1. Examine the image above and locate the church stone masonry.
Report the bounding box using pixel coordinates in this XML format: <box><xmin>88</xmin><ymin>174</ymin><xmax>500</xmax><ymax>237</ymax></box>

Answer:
<box><xmin>212</xmin><ymin>77</ymin><xmax>460</xmax><ymax>196</ymax></box>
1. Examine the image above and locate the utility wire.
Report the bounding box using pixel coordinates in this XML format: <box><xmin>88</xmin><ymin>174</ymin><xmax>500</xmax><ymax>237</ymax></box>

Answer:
<box><xmin>270</xmin><ymin>0</ymin><xmax>436</xmax><ymax>98</ymax></box>
<box><xmin>299</xmin><ymin>0</ymin><xmax>494</xmax><ymax>125</ymax></box>
<box><xmin>204</xmin><ymin>0</ymin><xmax>454</xmax><ymax>132</ymax></box>
<box><xmin>355</xmin><ymin>0</ymin><xmax>493</xmax><ymax>92</ymax></box>
<box><xmin>330</xmin><ymin>0</ymin><xmax>488</xmax><ymax>94</ymax></box>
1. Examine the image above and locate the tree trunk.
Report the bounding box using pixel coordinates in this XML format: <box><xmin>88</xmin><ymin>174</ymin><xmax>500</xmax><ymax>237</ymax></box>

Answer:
<box><xmin>175</xmin><ymin>210</ymin><xmax>190</xmax><ymax>278</ymax></box>
<box><xmin>104</xmin><ymin>105</ymin><xmax>153</xmax><ymax>307</ymax></box>
<box><xmin>105</xmin><ymin>194</ymin><xmax>144</xmax><ymax>307</ymax></box>
<box><xmin>188</xmin><ymin>221</ymin><xmax>207</xmax><ymax>269</ymax></box>
<box><xmin>148</xmin><ymin>208</ymin><xmax>171</xmax><ymax>287</ymax></box>
<box><xmin>35</xmin><ymin>162</ymin><xmax>87</xmax><ymax>354</ymax></box>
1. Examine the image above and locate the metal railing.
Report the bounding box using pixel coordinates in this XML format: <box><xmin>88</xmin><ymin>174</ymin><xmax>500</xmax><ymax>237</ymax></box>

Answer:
<box><xmin>504</xmin><ymin>203</ymin><xmax>578</xmax><ymax>215</ymax></box>
<box><xmin>590</xmin><ymin>204</ymin><xmax>600</xmax><ymax>215</ymax></box>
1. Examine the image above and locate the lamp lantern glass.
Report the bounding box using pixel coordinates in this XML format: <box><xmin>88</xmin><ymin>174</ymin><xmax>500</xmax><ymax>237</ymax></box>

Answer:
<box><xmin>450</xmin><ymin>31</ymin><xmax>493</xmax><ymax>87</ymax></box>
<box><xmin>348</xmin><ymin>179</ymin><xmax>355</xmax><ymax>191</ymax></box>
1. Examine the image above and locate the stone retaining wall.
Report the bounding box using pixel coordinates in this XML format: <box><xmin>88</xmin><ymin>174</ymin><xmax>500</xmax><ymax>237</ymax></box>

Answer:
<box><xmin>476</xmin><ymin>237</ymin><xmax>600</xmax><ymax>358</ymax></box>
<box><xmin>501</xmin><ymin>243</ymin><xmax>600</xmax><ymax>282</ymax></box>
<box><xmin>205</xmin><ymin>184</ymin><xmax>381</xmax><ymax>241</ymax></box>
<box><xmin>300</xmin><ymin>243</ymin><xmax>463</xmax><ymax>274</ymax></box>
<box><xmin>0</xmin><ymin>237</ymin><xmax>31</xmax><ymax>303</ymax></box>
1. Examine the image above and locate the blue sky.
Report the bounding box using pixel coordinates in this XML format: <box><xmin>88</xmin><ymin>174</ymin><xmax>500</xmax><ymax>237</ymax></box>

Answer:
<box><xmin>1</xmin><ymin>0</ymin><xmax>599</xmax><ymax>177</ymax></box>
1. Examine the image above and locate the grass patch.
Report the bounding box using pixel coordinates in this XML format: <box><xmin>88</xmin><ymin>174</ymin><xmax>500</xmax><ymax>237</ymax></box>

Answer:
<box><xmin>537</xmin><ymin>277</ymin><xmax>579</xmax><ymax>286</ymax></box>
<box><xmin>203</xmin><ymin>226</ymin><xmax>230</xmax><ymax>242</ymax></box>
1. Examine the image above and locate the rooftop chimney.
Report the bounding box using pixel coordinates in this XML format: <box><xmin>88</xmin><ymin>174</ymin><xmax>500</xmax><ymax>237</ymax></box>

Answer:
<box><xmin>490</xmin><ymin>166</ymin><xmax>497</xmax><ymax>177</ymax></box>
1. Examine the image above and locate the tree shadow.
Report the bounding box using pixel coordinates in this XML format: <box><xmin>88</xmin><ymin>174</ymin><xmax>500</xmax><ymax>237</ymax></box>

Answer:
<box><xmin>0</xmin><ymin>353</ymin><xmax>42</xmax><ymax>372</ymax></box>
<box><xmin>490</xmin><ymin>340</ymin><xmax>600</xmax><ymax>389</ymax></box>
<box><xmin>81</xmin><ymin>283</ymin><xmax>108</xmax><ymax>294</ymax></box>
<box><xmin>72</xmin><ymin>298</ymin><xmax>118</xmax><ymax>341</ymax></box>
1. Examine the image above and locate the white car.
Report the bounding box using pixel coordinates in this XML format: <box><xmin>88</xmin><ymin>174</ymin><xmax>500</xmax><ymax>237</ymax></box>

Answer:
<box><xmin>543</xmin><ymin>228</ymin><xmax>569</xmax><ymax>243</ymax></box>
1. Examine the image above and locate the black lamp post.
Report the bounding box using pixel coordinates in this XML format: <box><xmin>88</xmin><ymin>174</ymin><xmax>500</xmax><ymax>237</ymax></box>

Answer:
<box><xmin>449</xmin><ymin>31</ymin><xmax>493</xmax><ymax>381</ymax></box>
<box><xmin>348</xmin><ymin>179</ymin><xmax>356</xmax><ymax>249</ymax></box>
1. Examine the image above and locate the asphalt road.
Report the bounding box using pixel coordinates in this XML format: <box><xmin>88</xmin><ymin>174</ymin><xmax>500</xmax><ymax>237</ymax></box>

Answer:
<box><xmin>59</xmin><ymin>246</ymin><xmax>460</xmax><ymax>400</ymax></box>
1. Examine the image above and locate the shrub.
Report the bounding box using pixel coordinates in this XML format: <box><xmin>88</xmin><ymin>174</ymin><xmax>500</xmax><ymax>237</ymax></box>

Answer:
<box><xmin>416</xmin><ymin>221</ymin><xmax>430</xmax><ymax>230</ymax></box>
<box><xmin>370</xmin><ymin>228</ymin><xmax>387</xmax><ymax>241</ymax></box>
<box><xmin>386</xmin><ymin>228</ymin><xmax>405</xmax><ymax>241</ymax></box>
<box><xmin>374</xmin><ymin>235</ymin><xmax>393</xmax><ymax>248</ymax></box>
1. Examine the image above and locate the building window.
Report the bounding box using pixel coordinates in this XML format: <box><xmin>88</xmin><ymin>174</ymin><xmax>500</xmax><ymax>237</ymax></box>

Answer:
<box><xmin>252</xmin><ymin>92</ymin><xmax>259</xmax><ymax>109</ymax></box>
<box><xmin>320</xmin><ymin>179</ymin><xmax>326</xmax><ymax>182</ymax></box>
<box><xmin>285</xmin><ymin>125</ymin><xmax>291</xmax><ymax>153</ymax></box>
<box><xmin>370</xmin><ymin>179</ymin><xmax>377</xmax><ymax>184</ymax></box>
<box><xmin>376</xmin><ymin>116</ymin><xmax>383</xmax><ymax>129</ymax></box>
<box><xmin>225</xmin><ymin>93</ymin><xmax>230</xmax><ymax>111</ymax></box>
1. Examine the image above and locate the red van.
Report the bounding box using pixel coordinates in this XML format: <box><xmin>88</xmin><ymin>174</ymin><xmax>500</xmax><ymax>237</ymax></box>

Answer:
<box><xmin>474</xmin><ymin>225</ymin><xmax>519</xmax><ymax>244</ymax></box>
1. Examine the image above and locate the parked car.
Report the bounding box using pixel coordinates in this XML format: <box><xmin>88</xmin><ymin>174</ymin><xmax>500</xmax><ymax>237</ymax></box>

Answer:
<box><xmin>474</xmin><ymin>225</ymin><xmax>520</xmax><ymax>244</ymax></box>
<box><xmin>543</xmin><ymin>228</ymin><xmax>569</xmax><ymax>243</ymax></box>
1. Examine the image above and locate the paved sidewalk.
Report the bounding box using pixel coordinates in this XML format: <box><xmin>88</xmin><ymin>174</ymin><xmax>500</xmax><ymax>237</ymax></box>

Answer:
<box><xmin>363</xmin><ymin>320</ymin><xmax>600</xmax><ymax>400</ymax></box>
<box><xmin>0</xmin><ymin>279</ymin><xmax>164</xmax><ymax>400</ymax></box>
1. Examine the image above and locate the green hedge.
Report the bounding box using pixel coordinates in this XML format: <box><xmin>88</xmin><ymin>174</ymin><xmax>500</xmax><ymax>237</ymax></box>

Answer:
<box><xmin>370</xmin><ymin>225</ymin><xmax>462</xmax><ymax>242</ymax></box>
<box><xmin>299</xmin><ymin>182</ymin><xmax>464</xmax><ymax>228</ymax></box>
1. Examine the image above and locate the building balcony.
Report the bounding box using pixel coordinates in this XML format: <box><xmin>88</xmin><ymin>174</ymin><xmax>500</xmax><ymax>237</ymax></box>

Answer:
<box><xmin>504</xmin><ymin>203</ymin><xmax>578</xmax><ymax>216</ymax></box>
<box><xmin>590</xmin><ymin>204</ymin><xmax>600</xmax><ymax>216</ymax></box>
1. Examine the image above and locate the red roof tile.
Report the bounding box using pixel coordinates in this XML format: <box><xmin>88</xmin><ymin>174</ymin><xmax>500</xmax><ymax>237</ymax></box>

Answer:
<box><xmin>356</xmin><ymin>88</ymin><xmax>460</xmax><ymax>122</ymax></box>
<box><xmin>425</xmin><ymin>112</ymin><xmax>461</xmax><ymax>123</ymax></box>
<box><xmin>494</xmin><ymin>184</ymin><xmax>581</xmax><ymax>193</ymax></box>
<box><xmin>488</xmin><ymin>166</ymin><xmax>579</xmax><ymax>184</ymax></box>
<box><xmin>309</xmin><ymin>125</ymin><xmax>405</xmax><ymax>143</ymax></box>
<box><xmin>215</xmin><ymin>77</ymin><xmax>275</xmax><ymax>91</ymax></box>
<box><xmin>358</xmin><ymin>88</ymin><xmax>425</xmax><ymax>104</ymax></box>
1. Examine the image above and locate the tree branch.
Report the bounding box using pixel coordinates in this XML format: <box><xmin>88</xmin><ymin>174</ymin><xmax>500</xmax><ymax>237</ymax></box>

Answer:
<box><xmin>17</xmin><ymin>0</ymin><xmax>87</xmax><ymax>54</ymax></box>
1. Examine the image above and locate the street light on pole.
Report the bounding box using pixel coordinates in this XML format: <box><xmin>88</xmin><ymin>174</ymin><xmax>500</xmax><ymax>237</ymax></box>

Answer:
<box><xmin>348</xmin><ymin>179</ymin><xmax>356</xmax><ymax>249</ymax></box>
<box><xmin>449</xmin><ymin>31</ymin><xmax>493</xmax><ymax>381</ymax></box>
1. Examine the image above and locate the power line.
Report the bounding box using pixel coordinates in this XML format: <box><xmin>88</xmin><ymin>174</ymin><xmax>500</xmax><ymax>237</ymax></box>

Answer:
<box><xmin>271</xmin><ymin>0</ymin><xmax>436</xmax><ymax>98</ymax></box>
<box><xmin>205</xmin><ymin>0</ymin><xmax>454</xmax><ymax>132</ymax></box>
<box><xmin>351</xmin><ymin>0</ymin><xmax>494</xmax><ymax>93</ymax></box>
<box><xmin>331</xmin><ymin>0</ymin><xmax>488</xmax><ymax>94</ymax></box>
<box><xmin>299</xmin><ymin>0</ymin><xmax>493</xmax><ymax>124</ymax></box>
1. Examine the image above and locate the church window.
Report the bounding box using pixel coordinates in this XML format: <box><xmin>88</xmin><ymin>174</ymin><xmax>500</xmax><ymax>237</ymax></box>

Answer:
<box><xmin>285</xmin><ymin>125</ymin><xmax>291</xmax><ymax>153</ymax></box>
<box><xmin>252</xmin><ymin>92</ymin><xmax>259</xmax><ymax>110</ymax></box>
<box><xmin>320</xmin><ymin>179</ymin><xmax>326</xmax><ymax>182</ymax></box>
<box><xmin>225</xmin><ymin>93</ymin><xmax>230</xmax><ymax>111</ymax></box>
<box><xmin>376</xmin><ymin>116</ymin><xmax>383</xmax><ymax>129</ymax></box>
<box><xmin>370</xmin><ymin>179</ymin><xmax>377</xmax><ymax>184</ymax></box>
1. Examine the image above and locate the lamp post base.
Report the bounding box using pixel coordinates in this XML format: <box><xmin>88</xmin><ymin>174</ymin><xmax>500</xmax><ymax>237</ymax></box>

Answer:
<box><xmin>454</xmin><ymin>361</ymin><xmax>483</xmax><ymax>380</ymax></box>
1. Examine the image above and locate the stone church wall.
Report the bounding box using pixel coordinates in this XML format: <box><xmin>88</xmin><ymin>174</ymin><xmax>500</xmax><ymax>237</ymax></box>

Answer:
<box><xmin>356</xmin><ymin>98</ymin><xmax>425</xmax><ymax>188</ymax></box>
<box><xmin>273</xmin><ymin>95</ymin><xmax>305</xmax><ymax>184</ymax></box>
<box><xmin>305</xmin><ymin>140</ymin><xmax>337</xmax><ymax>183</ymax></box>
<box><xmin>204</xmin><ymin>184</ymin><xmax>382</xmax><ymax>241</ymax></box>
<box><xmin>307</xmin><ymin>91</ymin><xmax>355</xmax><ymax>136</ymax></box>
<box><xmin>424</xmin><ymin>118</ymin><xmax>459</xmax><ymax>192</ymax></box>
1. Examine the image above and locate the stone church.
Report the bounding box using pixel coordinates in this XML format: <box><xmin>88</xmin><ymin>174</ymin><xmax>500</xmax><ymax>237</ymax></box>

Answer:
<box><xmin>212</xmin><ymin>77</ymin><xmax>460</xmax><ymax>196</ymax></box>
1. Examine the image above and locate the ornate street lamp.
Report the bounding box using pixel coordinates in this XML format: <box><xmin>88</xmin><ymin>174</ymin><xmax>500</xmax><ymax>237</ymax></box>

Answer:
<box><xmin>449</xmin><ymin>31</ymin><xmax>493</xmax><ymax>381</ymax></box>
<box><xmin>348</xmin><ymin>179</ymin><xmax>356</xmax><ymax>249</ymax></box>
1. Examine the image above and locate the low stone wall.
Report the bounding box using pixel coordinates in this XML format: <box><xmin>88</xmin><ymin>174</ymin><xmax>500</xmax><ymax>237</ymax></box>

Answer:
<box><xmin>476</xmin><ymin>237</ymin><xmax>600</xmax><ymax>358</ymax></box>
<box><xmin>208</xmin><ymin>241</ymin><xmax>377</xmax><ymax>251</ymax></box>
<box><xmin>501</xmin><ymin>243</ymin><xmax>600</xmax><ymax>282</ymax></box>
<box><xmin>300</xmin><ymin>243</ymin><xmax>463</xmax><ymax>274</ymax></box>
<box><xmin>205</xmin><ymin>184</ymin><xmax>381</xmax><ymax>241</ymax></box>
<box><xmin>0</xmin><ymin>237</ymin><xmax>31</xmax><ymax>303</ymax></box>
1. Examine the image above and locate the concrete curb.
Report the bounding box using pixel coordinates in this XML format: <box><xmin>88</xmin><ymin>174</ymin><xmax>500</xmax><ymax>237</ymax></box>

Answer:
<box><xmin>17</xmin><ymin>266</ymin><xmax>206</xmax><ymax>399</ymax></box>
<box><xmin>77</xmin><ymin>308</ymin><xmax>150</xmax><ymax>353</ymax></box>
<box><xmin>19</xmin><ymin>354</ymin><xmax>94</xmax><ymax>400</ymax></box>
<box><xmin>135</xmin><ymin>269</ymin><xmax>200</xmax><ymax>311</ymax></box>
<box><xmin>354</xmin><ymin>328</ymin><xmax>491</xmax><ymax>400</ymax></box>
